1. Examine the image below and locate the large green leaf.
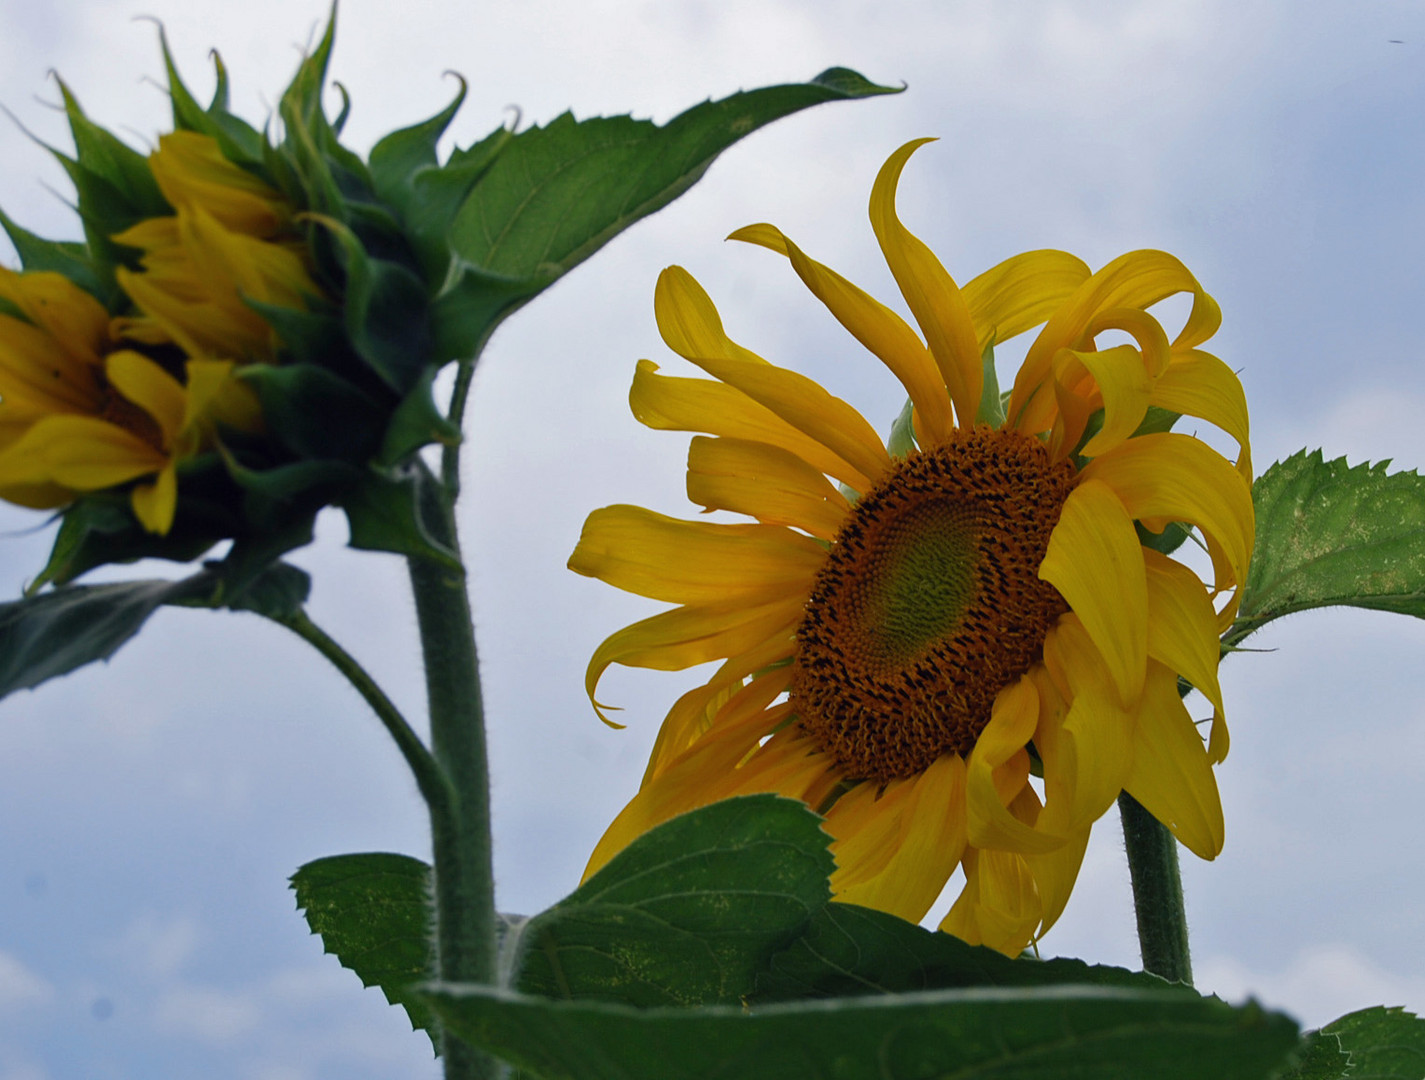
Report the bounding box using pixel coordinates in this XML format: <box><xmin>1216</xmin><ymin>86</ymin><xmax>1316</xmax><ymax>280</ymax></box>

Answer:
<box><xmin>291</xmin><ymin>853</ymin><xmax>439</xmax><ymax>1054</ymax></box>
<box><xmin>430</xmin><ymin>68</ymin><xmax>897</xmax><ymax>361</ymax></box>
<box><xmin>1231</xmin><ymin>452</ymin><xmax>1425</xmax><ymax>643</ymax></box>
<box><xmin>423</xmin><ymin>983</ymin><xmax>1300</xmax><ymax>1080</ymax></box>
<box><xmin>508</xmin><ymin>795</ymin><xmax>832</xmax><ymax>1007</ymax></box>
<box><xmin>754</xmin><ymin>903</ymin><xmax>1172</xmax><ymax>1002</ymax></box>
<box><xmin>1275</xmin><ymin>1031</ymin><xmax>1350</xmax><ymax>1080</ymax></box>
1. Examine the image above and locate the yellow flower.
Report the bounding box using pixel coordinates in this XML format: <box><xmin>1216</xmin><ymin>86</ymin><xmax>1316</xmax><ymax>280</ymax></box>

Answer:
<box><xmin>568</xmin><ymin>140</ymin><xmax>1253</xmax><ymax>956</ymax></box>
<box><xmin>0</xmin><ymin>267</ymin><xmax>261</xmax><ymax>534</ymax></box>
<box><xmin>113</xmin><ymin>131</ymin><xmax>320</xmax><ymax>361</ymax></box>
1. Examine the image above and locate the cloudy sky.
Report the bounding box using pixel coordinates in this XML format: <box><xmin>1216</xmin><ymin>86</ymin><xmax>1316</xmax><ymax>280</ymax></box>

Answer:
<box><xmin>2</xmin><ymin>1</ymin><xmax>1425</xmax><ymax>1077</ymax></box>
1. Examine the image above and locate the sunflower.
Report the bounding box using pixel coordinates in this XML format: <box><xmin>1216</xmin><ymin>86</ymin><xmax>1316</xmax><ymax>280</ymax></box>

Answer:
<box><xmin>568</xmin><ymin>139</ymin><xmax>1253</xmax><ymax>956</ymax></box>
<box><xmin>112</xmin><ymin>131</ymin><xmax>320</xmax><ymax>361</ymax></box>
<box><xmin>0</xmin><ymin>266</ymin><xmax>260</xmax><ymax>534</ymax></box>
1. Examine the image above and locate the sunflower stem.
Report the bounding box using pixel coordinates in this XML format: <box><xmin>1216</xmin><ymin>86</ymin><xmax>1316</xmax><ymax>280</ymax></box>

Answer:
<box><xmin>408</xmin><ymin>475</ymin><xmax>499</xmax><ymax>1080</ymax></box>
<box><xmin>1118</xmin><ymin>790</ymin><xmax>1194</xmax><ymax>985</ymax></box>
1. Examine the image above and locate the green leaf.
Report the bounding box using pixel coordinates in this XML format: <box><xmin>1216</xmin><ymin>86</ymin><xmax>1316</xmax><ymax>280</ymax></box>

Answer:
<box><xmin>340</xmin><ymin>464</ymin><xmax>459</xmax><ymax>567</ymax></box>
<box><xmin>0</xmin><ymin>577</ymin><xmax>204</xmax><ymax>699</ymax></box>
<box><xmin>888</xmin><ymin>397</ymin><xmax>918</xmax><ymax>458</ymax></box>
<box><xmin>423</xmin><ymin>983</ymin><xmax>1300</xmax><ymax>1080</ymax></box>
<box><xmin>404</xmin><ymin>126</ymin><xmax>512</xmax><ymax>283</ymax></box>
<box><xmin>53</xmin><ymin>77</ymin><xmax>169</xmax><ymax>218</ymax></box>
<box><xmin>975</xmin><ymin>341</ymin><xmax>1005</xmax><ymax>427</ymax></box>
<box><xmin>291</xmin><ymin>853</ymin><xmax>439</xmax><ymax>1054</ymax></box>
<box><xmin>153</xmin><ymin>23</ymin><xmax>264</xmax><ymax>165</ymax></box>
<box><xmin>242</xmin><ymin>363</ymin><xmax>387</xmax><ymax>461</ymax></box>
<box><xmin>1324</xmin><ymin>1006</ymin><xmax>1425</xmax><ymax>1079</ymax></box>
<box><xmin>1232</xmin><ymin>451</ymin><xmax>1425</xmax><ymax>643</ymax></box>
<box><xmin>439</xmin><ymin>68</ymin><xmax>897</xmax><ymax>353</ymax></box>
<box><xmin>753</xmin><ymin>903</ymin><xmax>1174</xmax><ymax>1002</ymax></box>
<box><xmin>508</xmin><ymin>795</ymin><xmax>832</xmax><ymax>1008</ymax></box>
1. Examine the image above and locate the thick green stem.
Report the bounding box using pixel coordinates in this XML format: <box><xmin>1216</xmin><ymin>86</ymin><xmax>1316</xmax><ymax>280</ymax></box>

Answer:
<box><xmin>1118</xmin><ymin>791</ymin><xmax>1193</xmax><ymax>984</ymax></box>
<box><xmin>409</xmin><ymin>480</ymin><xmax>498</xmax><ymax>1079</ymax></box>
<box><xmin>273</xmin><ymin>611</ymin><xmax>451</xmax><ymax>816</ymax></box>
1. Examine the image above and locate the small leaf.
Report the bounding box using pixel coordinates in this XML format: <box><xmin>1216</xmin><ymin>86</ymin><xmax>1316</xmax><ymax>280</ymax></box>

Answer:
<box><xmin>0</xmin><ymin>207</ymin><xmax>104</xmax><ymax>297</ymax></box>
<box><xmin>53</xmin><ymin>77</ymin><xmax>169</xmax><ymax>218</ymax></box>
<box><xmin>1325</xmin><ymin>1006</ymin><xmax>1425</xmax><ymax>1079</ymax></box>
<box><xmin>887</xmin><ymin>398</ymin><xmax>917</xmax><ymax>458</ymax></box>
<box><xmin>422</xmin><ymin>983</ymin><xmax>1300</xmax><ymax>1080</ymax></box>
<box><xmin>1232</xmin><ymin>451</ymin><xmax>1425</xmax><ymax>643</ymax></box>
<box><xmin>509</xmin><ymin>795</ymin><xmax>832</xmax><ymax>1007</ymax></box>
<box><xmin>368</xmin><ymin>75</ymin><xmax>469</xmax><ymax>212</ymax></box>
<box><xmin>242</xmin><ymin>363</ymin><xmax>388</xmax><ymax>461</ymax></box>
<box><xmin>377</xmin><ymin>367</ymin><xmax>461</xmax><ymax>467</ymax></box>
<box><xmin>291</xmin><ymin>853</ymin><xmax>439</xmax><ymax>1054</ymax></box>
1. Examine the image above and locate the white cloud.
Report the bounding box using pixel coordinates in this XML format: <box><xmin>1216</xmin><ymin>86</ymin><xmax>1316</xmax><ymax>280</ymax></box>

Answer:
<box><xmin>0</xmin><ymin>952</ymin><xmax>52</xmax><ymax>1010</ymax></box>
<box><xmin>154</xmin><ymin>985</ymin><xmax>263</xmax><ymax>1044</ymax></box>
<box><xmin>1198</xmin><ymin>944</ymin><xmax>1425</xmax><ymax>1030</ymax></box>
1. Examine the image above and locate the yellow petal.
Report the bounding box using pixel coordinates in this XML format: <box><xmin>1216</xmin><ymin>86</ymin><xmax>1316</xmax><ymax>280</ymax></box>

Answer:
<box><xmin>656</xmin><ymin>268</ymin><xmax>891</xmax><ymax>490</ymax></box>
<box><xmin>1070</xmin><ymin>345</ymin><xmax>1153</xmax><ymax>459</ymax></box>
<box><xmin>651</xmin><ymin>263</ymin><xmax>769</xmax><ymax>367</ymax></box>
<box><xmin>0</xmin><ymin>267</ymin><xmax>109</xmax><ymax>369</ymax></box>
<box><xmin>869</xmin><ymin>140</ymin><xmax>983</xmax><ymax>428</ymax></box>
<box><xmin>130</xmin><ymin>463</ymin><xmax>178</xmax><ymax>534</ymax></box>
<box><xmin>1010</xmin><ymin>250</ymin><xmax>1219</xmax><ymax>435</ymax></box>
<box><xmin>0</xmin><ymin>316</ymin><xmax>102</xmax><ymax>414</ymax></box>
<box><xmin>1079</xmin><ymin>433</ymin><xmax>1253</xmax><ymax>594</ymax></box>
<box><xmin>148</xmin><ymin>131</ymin><xmax>288</xmax><ymax>236</ymax></box>
<box><xmin>1039</xmin><ymin>480</ymin><xmax>1148</xmax><ymax>704</ymax></box>
<box><xmin>0</xmin><ymin>415</ymin><xmax>165</xmax><ymax>490</ymax></box>
<box><xmin>686</xmin><ymin>435</ymin><xmax>850</xmax><ymax>539</ymax></box>
<box><xmin>961</xmin><ymin>250</ymin><xmax>1092</xmax><ymax>349</ymax></box>
<box><xmin>1124</xmin><ymin>662</ymin><xmax>1225</xmax><ymax>859</ymax></box>
<box><xmin>1142</xmin><ymin>548</ymin><xmax>1225</xmax><ymax>720</ymax></box>
<box><xmin>582</xmin><ymin>596</ymin><xmax>803</xmax><ymax>725</ymax></box>
<box><xmin>631</xmin><ymin>359</ymin><xmax>871</xmax><ymax>489</ymax></box>
<box><xmin>568</xmin><ymin>504</ymin><xmax>826</xmax><ymax>605</ymax></box>
<box><xmin>829</xmin><ymin>753</ymin><xmax>968</xmax><ymax>923</ymax></box>
<box><xmin>1149</xmin><ymin>348</ymin><xmax>1250</xmax><ymax>466</ymax></box>
<box><xmin>185</xmin><ymin>358</ymin><xmax>264</xmax><ymax>435</ymax></box>
<box><xmin>1086</xmin><ymin>307</ymin><xmax>1171</xmax><ymax>379</ymax></box>
<box><xmin>105</xmin><ymin>351</ymin><xmax>185</xmax><ymax>446</ymax></box>
<box><xmin>1039</xmin><ymin>617</ymin><xmax>1136</xmax><ymax>832</ymax></box>
<box><xmin>941</xmin><ymin>848</ymin><xmax>1042</xmax><ymax>956</ymax></box>
<box><xmin>1025</xmin><ymin>825</ymin><xmax>1091</xmax><ymax>936</ymax></box>
<box><xmin>966</xmin><ymin>676</ymin><xmax>1063</xmax><ymax>853</ymax></box>
<box><xmin>729</xmin><ymin>223</ymin><xmax>954</xmax><ymax>445</ymax></box>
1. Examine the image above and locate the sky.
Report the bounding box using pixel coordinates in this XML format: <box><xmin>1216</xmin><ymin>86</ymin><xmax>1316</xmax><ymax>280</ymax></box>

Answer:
<box><xmin>2</xmin><ymin>1</ymin><xmax>1425</xmax><ymax>1077</ymax></box>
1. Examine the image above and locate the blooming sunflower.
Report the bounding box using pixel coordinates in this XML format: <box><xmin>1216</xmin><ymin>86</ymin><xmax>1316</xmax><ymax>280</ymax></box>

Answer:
<box><xmin>568</xmin><ymin>139</ymin><xmax>1253</xmax><ymax>956</ymax></box>
<box><xmin>112</xmin><ymin>131</ymin><xmax>321</xmax><ymax>361</ymax></box>
<box><xmin>0</xmin><ymin>266</ymin><xmax>261</xmax><ymax>534</ymax></box>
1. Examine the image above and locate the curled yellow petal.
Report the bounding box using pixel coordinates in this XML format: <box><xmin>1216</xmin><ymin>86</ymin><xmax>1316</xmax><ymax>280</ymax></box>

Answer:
<box><xmin>686</xmin><ymin>435</ymin><xmax>850</xmax><ymax>539</ymax></box>
<box><xmin>869</xmin><ymin>140</ymin><xmax>983</xmax><ymax>427</ymax></box>
<box><xmin>966</xmin><ymin>676</ymin><xmax>1063</xmax><ymax>853</ymax></box>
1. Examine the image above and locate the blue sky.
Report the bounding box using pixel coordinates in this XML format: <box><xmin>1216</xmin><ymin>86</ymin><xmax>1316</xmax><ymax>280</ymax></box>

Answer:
<box><xmin>2</xmin><ymin>2</ymin><xmax>1425</xmax><ymax>1077</ymax></box>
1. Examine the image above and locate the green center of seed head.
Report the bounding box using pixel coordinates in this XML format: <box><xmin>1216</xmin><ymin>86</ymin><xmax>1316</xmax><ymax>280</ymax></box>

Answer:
<box><xmin>862</xmin><ymin>498</ymin><xmax>979</xmax><ymax>667</ymax></box>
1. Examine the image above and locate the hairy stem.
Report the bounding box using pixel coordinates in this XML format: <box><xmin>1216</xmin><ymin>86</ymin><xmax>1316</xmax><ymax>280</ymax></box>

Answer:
<box><xmin>408</xmin><ymin>474</ymin><xmax>499</xmax><ymax>1079</ymax></box>
<box><xmin>1118</xmin><ymin>791</ymin><xmax>1193</xmax><ymax>985</ymax></box>
<box><xmin>273</xmin><ymin>611</ymin><xmax>451</xmax><ymax>815</ymax></box>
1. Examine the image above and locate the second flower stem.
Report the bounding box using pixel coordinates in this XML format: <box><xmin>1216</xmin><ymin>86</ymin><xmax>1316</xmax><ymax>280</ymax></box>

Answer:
<box><xmin>408</xmin><ymin>475</ymin><xmax>499</xmax><ymax>1080</ymax></box>
<box><xmin>1118</xmin><ymin>791</ymin><xmax>1193</xmax><ymax>985</ymax></box>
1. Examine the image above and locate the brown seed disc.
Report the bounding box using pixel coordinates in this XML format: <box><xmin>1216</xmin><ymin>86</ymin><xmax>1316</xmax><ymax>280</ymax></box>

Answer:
<box><xmin>792</xmin><ymin>425</ymin><xmax>1078</xmax><ymax>782</ymax></box>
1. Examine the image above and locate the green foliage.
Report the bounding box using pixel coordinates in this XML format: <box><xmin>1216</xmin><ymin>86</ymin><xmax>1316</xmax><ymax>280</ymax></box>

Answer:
<box><xmin>508</xmin><ymin>796</ymin><xmax>832</xmax><ymax>1008</ymax></box>
<box><xmin>424</xmin><ymin>983</ymin><xmax>1299</xmax><ymax>1080</ymax></box>
<box><xmin>429</xmin><ymin>68</ymin><xmax>899</xmax><ymax>362</ymax></box>
<box><xmin>339</xmin><ymin>463</ymin><xmax>459</xmax><ymax>566</ymax></box>
<box><xmin>291</xmin><ymin>853</ymin><xmax>440</xmax><ymax>1054</ymax></box>
<box><xmin>1232</xmin><ymin>451</ymin><xmax>1425</xmax><ymax>644</ymax></box>
<box><xmin>1276</xmin><ymin>1031</ymin><xmax>1351</xmax><ymax>1080</ymax></box>
<box><xmin>1327</xmin><ymin>1007</ymin><xmax>1425</xmax><ymax>1078</ymax></box>
<box><xmin>0</xmin><ymin>560</ymin><xmax>309</xmax><ymax>701</ymax></box>
<box><xmin>752</xmin><ymin>903</ymin><xmax>1172</xmax><ymax>1002</ymax></box>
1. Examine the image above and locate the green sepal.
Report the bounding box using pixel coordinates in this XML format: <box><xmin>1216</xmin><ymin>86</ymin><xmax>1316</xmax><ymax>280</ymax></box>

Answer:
<box><xmin>317</xmin><ymin>219</ymin><xmax>432</xmax><ymax>392</ymax></box>
<box><xmin>1137</xmin><ymin>520</ymin><xmax>1191</xmax><ymax>557</ymax></box>
<box><xmin>367</xmin><ymin>75</ymin><xmax>468</xmax><ymax>214</ymax></box>
<box><xmin>291</xmin><ymin>853</ymin><xmax>440</xmax><ymax>1054</ymax></box>
<box><xmin>241</xmin><ymin>362</ymin><xmax>387</xmax><ymax>461</ymax></box>
<box><xmin>340</xmin><ymin>462</ymin><xmax>459</xmax><ymax>567</ymax></box>
<box><xmin>153</xmin><ymin>23</ymin><xmax>264</xmax><ymax>165</ymax></box>
<box><xmin>53</xmin><ymin>76</ymin><xmax>169</xmax><ymax>219</ymax></box>
<box><xmin>887</xmin><ymin>397</ymin><xmax>917</xmax><ymax>458</ymax></box>
<box><xmin>0</xmin><ymin>207</ymin><xmax>105</xmax><ymax>298</ymax></box>
<box><xmin>377</xmin><ymin>367</ymin><xmax>461</xmax><ymax>467</ymax></box>
<box><xmin>975</xmin><ymin>340</ymin><xmax>1005</xmax><ymax>426</ymax></box>
<box><xmin>429</xmin><ymin>259</ymin><xmax>547</xmax><ymax>365</ymax></box>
